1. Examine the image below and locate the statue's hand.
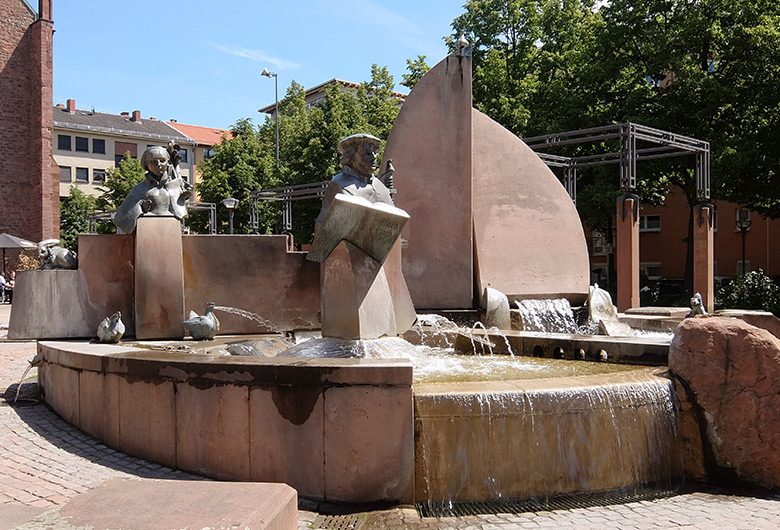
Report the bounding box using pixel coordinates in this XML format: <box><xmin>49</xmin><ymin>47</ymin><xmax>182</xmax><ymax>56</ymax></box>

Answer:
<box><xmin>140</xmin><ymin>197</ymin><xmax>153</xmax><ymax>213</ymax></box>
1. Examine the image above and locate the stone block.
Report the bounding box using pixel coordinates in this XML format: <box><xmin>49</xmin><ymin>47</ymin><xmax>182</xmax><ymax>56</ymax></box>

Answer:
<box><xmin>134</xmin><ymin>217</ymin><xmax>185</xmax><ymax>339</ymax></box>
<box><xmin>383</xmin><ymin>54</ymin><xmax>474</xmax><ymax>309</ymax></box>
<box><xmin>249</xmin><ymin>385</ymin><xmax>325</xmax><ymax>500</ymax></box>
<box><xmin>320</xmin><ymin>241</ymin><xmax>397</xmax><ymax>339</ymax></box>
<box><xmin>78</xmin><ymin>371</ymin><xmax>120</xmax><ymax>449</ymax></box>
<box><xmin>8</xmin><ymin>270</ymin><xmax>92</xmax><ymax>339</ymax></box>
<box><xmin>118</xmin><ymin>378</ymin><xmax>176</xmax><ymax>468</ymax></box>
<box><xmin>77</xmin><ymin>234</ymin><xmax>135</xmax><ymax>334</ymax></box>
<box><xmin>176</xmin><ymin>384</ymin><xmax>251</xmax><ymax>480</ymax></box>
<box><xmin>472</xmin><ymin>110</ymin><xmax>589</xmax><ymax>305</ymax></box>
<box><xmin>324</xmin><ymin>386</ymin><xmax>414</xmax><ymax>503</ymax></box>
<box><xmin>53</xmin><ymin>478</ymin><xmax>297</xmax><ymax>530</ymax></box>
<box><xmin>182</xmin><ymin>235</ymin><xmax>320</xmax><ymax>333</ymax></box>
<box><xmin>40</xmin><ymin>362</ymin><xmax>80</xmax><ymax>427</ymax></box>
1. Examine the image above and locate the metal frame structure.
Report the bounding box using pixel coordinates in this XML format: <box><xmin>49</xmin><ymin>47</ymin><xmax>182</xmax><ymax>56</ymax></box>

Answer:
<box><xmin>524</xmin><ymin>122</ymin><xmax>711</xmax><ymax>223</ymax></box>
<box><xmin>249</xmin><ymin>181</ymin><xmax>330</xmax><ymax>233</ymax></box>
<box><xmin>186</xmin><ymin>202</ymin><xmax>217</xmax><ymax>234</ymax></box>
<box><xmin>88</xmin><ymin>203</ymin><xmax>218</xmax><ymax>235</ymax></box>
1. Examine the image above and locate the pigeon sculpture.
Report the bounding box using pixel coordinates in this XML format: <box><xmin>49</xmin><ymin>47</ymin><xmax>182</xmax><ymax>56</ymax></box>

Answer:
<box><xmin>97</xmin><ymin>311</ymin><xmax>125</xmax><ymax>343</ymax></box>
<box><xmin>183</xmin><ymin>301</ymin><xmax>220</xmax><ymax>340</ymax></box>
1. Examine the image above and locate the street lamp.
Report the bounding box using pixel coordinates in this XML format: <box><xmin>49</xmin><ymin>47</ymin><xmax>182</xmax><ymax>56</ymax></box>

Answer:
<box><xmin>736</xmin><ymin>207</ymin><xmax>752</xmax><ymax>275</ymax></box>
<box><xmin>222</xmin><ymin>197</ymin><xmax>239</xmax><ymax>234</ymax></box>
<box><xmin>261</xmin><ymin>68</ymin><xmax>279</xmax><ymax>169</ymax></box>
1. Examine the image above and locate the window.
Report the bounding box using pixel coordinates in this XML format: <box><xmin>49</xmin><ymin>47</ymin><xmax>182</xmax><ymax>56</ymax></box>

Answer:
<box><xmin>177</xmin><ymin>148</ymin><xmax>188</xmax><ymax>163</ymax></box>
<box><xmin>640</xmin><ymin>262</ymin><xmax>662</xmax><ymax>280</ymax></box>
<box><xmin>75</xmin><ymin>136</ymin><xmax>89</xmax><ymax>152</ymax></box>
<box><xmin>639</xmin><ymin>215</ymin><xmax>661</xmax><ymax>232</ymax></box>
<box><xmin>59</xmin><ymin>166</ymin><xmax>72</xmax><ymax>183</ymax></box>
<box><xmin>57</xmin><ymin>135</ymin><xmax>71</xmax><ymax>151</ymax></box>
<box><xmin>737</xmin><ymin>260</ymin><xmax>751</xmax><ymax>275</ymax></box>
<box><xmin>115</xmin><ymin>141</ymin><xmax>137</xmax><ymax>160</ymax></box>
<box><xmin>93</xmin><ymin>139</ymin><xmax>106</xmax><ymax>154</ymax></box>
<box><xmin>204</xmin><ymin>147</ymin><xmax>215</xmax><ymax>159</ymax></box>
<box><xmin>92</xmin><ymin>169</ymin><xmax>106</xmax><ymax>183</ymax></box>
<box><xmin>75</xmin><ymin>167</ymin><xmax>88</xmax><ymax>182</ymax></box>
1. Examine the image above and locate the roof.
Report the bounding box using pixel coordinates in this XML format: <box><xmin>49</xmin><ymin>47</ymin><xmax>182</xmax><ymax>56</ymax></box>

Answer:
<box><xmin>53</xmin><ymin>106</ymin><xmax>192</xmax><ymax>144</ymax></box>
<box><xmin>257</xmin><ymin>78</ymin><xmax>407</xmax><ymax>114</ymax></box>
<box><xmin>165</xmin><ymin>122</ymin><xmax>232</xmax><ymax>146</ymax></box>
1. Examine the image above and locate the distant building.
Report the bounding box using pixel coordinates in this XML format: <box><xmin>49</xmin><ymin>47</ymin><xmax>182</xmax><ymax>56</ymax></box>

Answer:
<box><xmin>53</xmin><ymin>99</ymin><xmax>194</xmax><ymax>197</ymax></box>
<box><xmin>257</xmin><ymin>78</ymin><xmax>407</xmax><ymax>117</ymax></box>
<box><xmin>0</xmin><ymin>0</ymin><xmax>57</xmax><ymax>241</ymax></box>
<box><xmin>589</xmin><ymin>188</ymin><xmax>780</xmax><ymax>299</ymax></box>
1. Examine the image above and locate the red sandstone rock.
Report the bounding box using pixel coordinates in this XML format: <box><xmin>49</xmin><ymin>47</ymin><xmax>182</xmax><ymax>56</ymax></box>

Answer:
<box><xmin>669</xmin><ymin>317</ymin><xmax>780</xmax><ymax>488</ymax></box>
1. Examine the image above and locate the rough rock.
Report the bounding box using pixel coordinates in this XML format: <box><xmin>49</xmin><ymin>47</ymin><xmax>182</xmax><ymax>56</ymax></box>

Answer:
<box><xmin>714</xmin><ymin>309</ymin><xmax>780</xmax><ymax>340</ymax></box>
<box><xmin>669</xmin><ymin>317</ymin><xmax>780</xmax><ymax>488</ymax></box>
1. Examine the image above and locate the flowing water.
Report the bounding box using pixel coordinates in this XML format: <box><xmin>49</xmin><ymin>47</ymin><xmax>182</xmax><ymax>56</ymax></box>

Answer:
<box><xmin>514</xmin><ymin>299</ymin><xmax>578</xmax><ymax>333</ymax></box>
<box><xmin>213</xmin><ymin>305</ymin><xmax>281</xmax><ymax>333</ymax></box>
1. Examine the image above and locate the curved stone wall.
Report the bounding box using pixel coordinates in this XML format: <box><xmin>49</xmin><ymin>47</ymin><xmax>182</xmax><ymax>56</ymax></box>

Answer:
<box><xmin>37</xmin><ymin>341</ymin><xmax>414</xmax><ymax>504</ymax></box>
<box><xmin>38</xmin><ymin>341</ymin><xmax>681</xmax><ymax>505</ymax></box>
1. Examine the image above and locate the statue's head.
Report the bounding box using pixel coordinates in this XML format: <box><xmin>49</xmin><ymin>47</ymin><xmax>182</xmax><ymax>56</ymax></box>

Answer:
<box><xmin>141</xmin><ymin>146</ymin><xmax>170</xmax><ymax>178</ymax></box>
<box><xmin>338</xmin><ymin>133</ymin><xmax>380</xmax><ymax>178</ymax></box>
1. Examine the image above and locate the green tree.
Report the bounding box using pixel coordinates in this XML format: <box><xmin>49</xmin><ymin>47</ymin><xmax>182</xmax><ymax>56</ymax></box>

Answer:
<box><xmin>450</xmin><ymin>0</ymin><xmax>780</xmax><ymax>292</ymax></box>
<box><xmin>195</xmin><ymin>66</ymin><xmax>402</xmax><ymax>243</ymax></box>
<box><xmin>194</xmin><ymin>118</ymin><xmax>277</xmax><ymax>234</ymax></box>
<box><xmin>96</xmin><ymin>153</ymin><xmax>145</xmax><ymax>213</ymax></box>
<box><xmin>402</xmin><ymin>55</ymin><xmax>431</xmax><ymax>89</ymax></box>
<box><xmin>59</xmin><ymin>186</ymin><xmax>96</xmax><ymax>251</ymax></box>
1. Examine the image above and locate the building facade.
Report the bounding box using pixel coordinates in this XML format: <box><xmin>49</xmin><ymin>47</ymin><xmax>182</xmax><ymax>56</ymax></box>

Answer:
<box><xmin>53</xmin><ymin>99</ymin><xmax>194</xmax><ymax>198</ymax></box>
<box><xmin>0</xmin><ymin>0</ymin><xmax>57</xmax><ymax>241</ymax></box>
<box><xmin>589</xmin><ymin>188</ymin><xmax>780</xmax><ymax>303</ymax></box>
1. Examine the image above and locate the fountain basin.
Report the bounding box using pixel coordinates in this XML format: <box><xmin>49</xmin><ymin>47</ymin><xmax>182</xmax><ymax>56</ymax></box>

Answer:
<box><xmin>37</xmin><ymin>338</ymin><xmax>681</xmax><ymax>505</ymax></box>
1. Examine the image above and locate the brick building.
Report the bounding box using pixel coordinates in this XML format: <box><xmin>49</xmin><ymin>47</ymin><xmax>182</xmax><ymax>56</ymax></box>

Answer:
<box><xmin>0</xmin><ymin>0</ymin><xmax>57</xmax><ymax>241</ymax></box>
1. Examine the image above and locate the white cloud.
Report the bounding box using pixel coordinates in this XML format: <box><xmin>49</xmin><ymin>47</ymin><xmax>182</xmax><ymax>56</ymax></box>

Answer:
<box><xmin>211</xmin><ymin>43</ymin><xmax>302</xmax><ymax>71</ymax></box>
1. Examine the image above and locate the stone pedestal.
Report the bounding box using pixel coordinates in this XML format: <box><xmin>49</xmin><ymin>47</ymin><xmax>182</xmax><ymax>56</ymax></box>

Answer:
<box><xmin>616</xmin><ymin>197</ymin><xmax>640</xmax><ymax>311</ymax></box>
<box><xmin>134</xmin><ymin>217</ymin><xmax>185</xmax><ymax>339</ymax></box>
<box><xmin>693</xmin><ymin>205</ymin><xmax>714</xmax><ymax>313</ymax></box>
<box><xmin>321</xmin><ymin>241</ymin><xmax>405</xmax><ymax>339</ymax></box>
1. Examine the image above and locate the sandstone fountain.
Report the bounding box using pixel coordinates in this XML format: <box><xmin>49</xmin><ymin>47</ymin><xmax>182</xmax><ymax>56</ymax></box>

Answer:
<box><xmin>13</xmin><ymin>47</ymin><xmax>757</xmax><ymax>510</ymax></box>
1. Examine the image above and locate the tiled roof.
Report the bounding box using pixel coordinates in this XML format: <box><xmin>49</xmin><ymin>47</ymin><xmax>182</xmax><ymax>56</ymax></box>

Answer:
<box><xmin>165</xmin><ymin>122</ymin><xmax>231</xmax><ymax>146</ymax></box>
<box><xmin>53</xmin><ymin>106</ymin><xmax>192</xmax><ymax>143</ymax></box>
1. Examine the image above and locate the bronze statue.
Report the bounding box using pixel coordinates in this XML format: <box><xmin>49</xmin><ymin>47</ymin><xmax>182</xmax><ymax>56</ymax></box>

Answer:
<box><xmin>113</xmin><ymin>142</ymin><xmax>192</xmax><ymax>234</ymax></box>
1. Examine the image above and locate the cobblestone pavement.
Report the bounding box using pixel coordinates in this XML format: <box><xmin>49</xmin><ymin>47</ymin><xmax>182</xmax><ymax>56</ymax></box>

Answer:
<box><xmin>1</xmin><ymin>326</ymin><xmax>780</xmax><ymax>529</ymax></box>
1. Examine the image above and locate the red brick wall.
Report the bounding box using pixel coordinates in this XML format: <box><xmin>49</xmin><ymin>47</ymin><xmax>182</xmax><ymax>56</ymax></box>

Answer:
<box><xmin>0</xmin><ymin>0</ymin><xmax>57</xmax><ymax>242</ymax></box>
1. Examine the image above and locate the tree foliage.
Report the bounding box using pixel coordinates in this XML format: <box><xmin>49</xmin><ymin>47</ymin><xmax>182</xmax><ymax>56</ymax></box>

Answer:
<box><xmin>402</xmin><ymin>55</ymin><xmax>431</xmax><ymax>89</ymax></box>
<box><xmin>96</xmin><ymin>153</ymin><xmax>145</xmax><ymax>213</ymax></box>
<box><xmin>195</xmin><ymin>66</ymin><xmax>402</xmax><ymax>243</ymax></box>
<box><xmin>451</xmin><ymin>0</ymin><xmax>780</xmax><ymax>216</ymax></box>
<box><xmin>59</xmin><ymin>187</ymin><xmax>96</xmax><ymax>251</ymax></box>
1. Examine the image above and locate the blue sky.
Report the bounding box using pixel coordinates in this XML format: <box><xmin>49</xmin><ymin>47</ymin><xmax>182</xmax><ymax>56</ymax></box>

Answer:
<box><xmin>52</xmin><ymin>1</ymin><xmax>465</xmax><ymax>129</ymax></box>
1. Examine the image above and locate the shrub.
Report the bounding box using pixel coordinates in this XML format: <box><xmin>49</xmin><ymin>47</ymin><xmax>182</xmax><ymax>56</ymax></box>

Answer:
<box><xmin>715</xmin><ymin>269</ymin><xmax>780</xmax><ymax>315</ymax></box>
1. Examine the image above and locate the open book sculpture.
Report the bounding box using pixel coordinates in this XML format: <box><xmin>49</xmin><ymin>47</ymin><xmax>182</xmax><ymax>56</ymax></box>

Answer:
<box><xmin>307</xmin><ymin>194</ymin><xmax>409</xmax><ymax>264</ymax></box>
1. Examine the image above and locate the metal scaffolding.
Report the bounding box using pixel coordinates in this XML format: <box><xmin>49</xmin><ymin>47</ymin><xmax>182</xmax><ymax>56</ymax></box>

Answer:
<box><xmin>524</xmin><ymin>122</ymin><xmax>711</xmax><ymax>223</ymax></box>
<box><xmin>249</xmin><ymin>181</ymin><xmax>330</xmax><ymax>233</ymax></box>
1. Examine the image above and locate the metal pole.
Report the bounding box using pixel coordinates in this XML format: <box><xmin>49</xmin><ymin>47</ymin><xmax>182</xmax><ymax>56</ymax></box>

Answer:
<box><xmin>228</xmin><ymin>210</ymin><xmax>235</xmax><ymax>235</ymax></box>
<box><xmin>274</xmin><ymin>75</ymin><xmax>279</xmax><ymax>169</ymax></box>
<box><xmin>741</xmin><ymin>228</ymin><xmax>747</xmax><ymax>274</ymax></box>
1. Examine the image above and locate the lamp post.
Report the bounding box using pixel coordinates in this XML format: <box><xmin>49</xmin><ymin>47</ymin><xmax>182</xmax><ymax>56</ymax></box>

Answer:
<box><xmin>736</xmin><ymin>208</ymin><xmax>752</xmax><ymax>275</ymax></box>
<box><xmin>222</xmin><ymin>197</ymin><xmax>239</xmax><ymax>234</ymax></box>
<box><xmin>261</xmin><ymin>68</ymin><xmax>279</xmax><ymax>169</ymax></box>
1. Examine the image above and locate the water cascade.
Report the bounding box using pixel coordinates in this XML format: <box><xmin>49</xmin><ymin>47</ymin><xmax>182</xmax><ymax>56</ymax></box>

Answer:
<box><xmin>514</xmin><ymin>299</ymin><xmax>578</xmax><ymax>333</ymax></box>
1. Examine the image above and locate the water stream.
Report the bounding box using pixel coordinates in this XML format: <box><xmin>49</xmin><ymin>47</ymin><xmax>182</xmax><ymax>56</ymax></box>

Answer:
<box><xmin>213</xmin><ymin>305</ymin><xmax>281</xmax><ymax>333</ymax></box>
